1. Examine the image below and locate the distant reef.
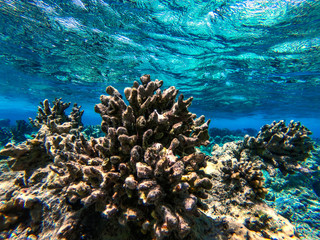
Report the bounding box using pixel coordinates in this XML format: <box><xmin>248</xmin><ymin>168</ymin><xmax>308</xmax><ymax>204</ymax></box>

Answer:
<box><xmin>0</xmin><ymin>75</ymin><xmax>316</xmax><ymax>240</ymax></box>
<box><xmin>0</xmin><ymin>120</ymin><xmax>37</xmax><ymax>149</ymax></box>
<box><xmin>209</xmin><ymin>127</ymin><xmax>258</xmax><ymax>146</ymax></box>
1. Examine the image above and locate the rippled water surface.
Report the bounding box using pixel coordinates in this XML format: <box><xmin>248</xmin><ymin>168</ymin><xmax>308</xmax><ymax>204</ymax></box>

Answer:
<box><xmin>0</xmin><ymin>0</ymin><xmax>320</xmax><ymax>134</ymax></box>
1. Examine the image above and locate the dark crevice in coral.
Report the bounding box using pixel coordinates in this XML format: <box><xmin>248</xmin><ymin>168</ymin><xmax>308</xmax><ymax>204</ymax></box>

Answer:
<box><xmin>0</xmin><ymin>207</ymin><xmax>30</xmax><ymax>231</ymax></box>
<box><xmin>66</xmin><ymin>198</ymin><xmax>84</xmax><ymax>211</ymax></box>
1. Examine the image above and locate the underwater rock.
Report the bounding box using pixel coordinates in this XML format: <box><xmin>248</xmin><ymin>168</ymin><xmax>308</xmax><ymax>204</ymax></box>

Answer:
<box><xmin>0</xmin><ymin>75</ymin><xmax>314</xmax><ymax>240</ymax></box>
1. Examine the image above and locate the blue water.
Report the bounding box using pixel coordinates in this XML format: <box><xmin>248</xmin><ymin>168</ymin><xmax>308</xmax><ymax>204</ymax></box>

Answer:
<box><xmin>0</xmin><ymin>0</ymin><xmax>319</xmax><ymax>137</ymax></box>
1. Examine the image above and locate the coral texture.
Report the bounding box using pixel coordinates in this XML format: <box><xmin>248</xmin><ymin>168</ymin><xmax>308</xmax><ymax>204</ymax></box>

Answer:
<box><xmin>244</xmin><ymin>120</ymin><xmax>314</xmax><ymax>175</ymax></box>
<box><xmin>29</xmin><ymin>98</ymin><xmax>84</xmax><ymax>135</ymax></box>
<box><xmin>210</xmin><ymin>142</ymin><xmax>268</xmax><ymax>204</ymax></box>
<box><xmin>0</xmin><ymin>98</ymin><xmax>87</xmax><ymax>239</ymax></box>
<box><xmin>205</xmin><ymin>133</ymin><xmax>313</xmax><ymax>240</ymax></box>
<box><xmin>220</xmin><ymin>148</ymin><xmax>267</xmax><ymax>200</ymax></box>
<box><xmin>91</xmin><ymin>74</ymin><xmax>212</xmax><ymax>239</ymax></box>
<box><xmin>0</xmin><ymin>76</ymin><xmax>315</xmax><ymax>240</ymax></box>
<box><xmin>0</xmin><ymin>75</ymin><xmax>212</xmax><ymax>240</ymax></box>
<box><xmin>209</xmin><ymin>120</ymin><xmax>313</xmax><ymax>204</ymax></box>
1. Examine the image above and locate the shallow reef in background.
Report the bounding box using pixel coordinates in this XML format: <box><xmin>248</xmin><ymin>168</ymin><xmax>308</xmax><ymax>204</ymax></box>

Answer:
<box><xmin>0</xmin><ymin>75</ymin><xmax>318</xmax><ymax>240</ymax></box>
<box><xmin>264</xmin><ymin>138</ymin><xmax>320</xmax><ymax>239</ymax></box>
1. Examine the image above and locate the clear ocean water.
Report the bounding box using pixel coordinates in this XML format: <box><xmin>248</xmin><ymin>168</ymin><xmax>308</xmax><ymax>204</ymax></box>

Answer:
<box><xmin>0</xmin><ymin>0</ymin><xmax>320</xmax><ymax>239</ymax></box>
<box><xmin>0</xmin><ymin>0</ymin><xmax>319</xmax><ymax>135</ymax></box>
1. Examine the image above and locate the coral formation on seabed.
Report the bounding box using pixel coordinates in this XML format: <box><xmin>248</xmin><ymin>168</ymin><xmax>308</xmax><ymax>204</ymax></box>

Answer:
<box><xmin>0</xmin><ymin>75</ymin><xmax>315</xmax><ymax>240</ymax></box>
<box><xmin>0</xmin><ymin>120</ymin><xmax>37</xmax><ymax>148</ymax></box>
<box><xmin>205</xmin><ymin>119</ymin><xmax>314</xmax><ymax>239</ymax></box>
<box><xmin>262</xmin><ymin>138</ymin><xmax>320</xmax><ymax>239</ymax></box>
<box><xmin>243</xmin><ymin>120</ymin><xmax>314</xmax><ymax>175</ymax></box>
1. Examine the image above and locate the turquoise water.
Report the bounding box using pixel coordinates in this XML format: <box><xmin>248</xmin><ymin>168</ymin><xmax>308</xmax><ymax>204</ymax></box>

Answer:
<box><xmin>0</xmin><ymin>0</ymin><xmax>320</xmax><ymax>239</ymax></box>
<box><xmin>0</xmin><ymin>0</ymin><xmax>320</xmax><ymax>135</ymax></box>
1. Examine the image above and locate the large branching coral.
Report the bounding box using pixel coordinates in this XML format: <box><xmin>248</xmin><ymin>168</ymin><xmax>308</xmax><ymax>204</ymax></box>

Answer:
<box><xmin>91</xmin><ymin>74</ymin><xmax>212</xmax><ymax>239</ymax></box>
<box><xmin>0</xmin><ymin>75</ymin><xmax>212</xmax><ymax>240</ymax></box>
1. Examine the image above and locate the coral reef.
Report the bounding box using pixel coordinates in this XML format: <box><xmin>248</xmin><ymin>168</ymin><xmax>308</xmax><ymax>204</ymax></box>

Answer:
<box><xmin>10</xmin><ymin>120</ymin><xmax>36</xmax><ymax>143</ymax></box>
<box><xmin>209</xmin><ymin>141</ymin><xmax>267</xmax><ymax>207</ymax></box>
<box><xmin>209</xmin><ymin>127</ymin><xmax>258</xmax><ymax>146</ymax></box>
<box><xmin>220</xmin><ymin>147</ymin><xmax>267</xmax><ymax>200</ymax></box>
<box><xmin>29</xmin><ymin>98</ymin><xmax>84</xmax><ymax>134</ymax></box>
<box><xmin>204</xmin><ymin>126</ymin><xmax>313</xmax><ymax>239</ymax></box>
<box><xmin>0</xmin><ymin>98</ymin><xmax>86</xmax><ymax>239</ymax></box>
<box><xmin>203</xmin><ymin>120</ymin><xmax>314</xmax><ymax>239</ymax></box>
<box><xmin>0</xmin><ymin>75</ymin><xmax>315</xmax><ymax>240</ymax></box>
<box><xmin>0</xmin><ymin>75</ymin><xmax>212</xmax><ymax>240</ymax></box>
<box><xmin>263</xmin><ymin>137</ymin><xmax>320</xmax><ymax>239</ymax></box>
<box><xmin>244</xmin><ymin>120</ymin><xmax>314</xmax><ymax>175</ymax></box>
<box><xmin>86</xmin><ymin>74</ymin><xmax>211</xmax><ymax>239</ymax></box>
<box><xmin>0</xmin><ymin>120</ymin><xmax>36</xmax><ymax>148</ymax></box>
<box><xmin>92</xmin><ymin>74</ymin><xmax>212</xmax><ymax>237</ymax></box>
<box><xmin>208</xmin><ymin>120</ymin><xmax>313</xmax><ymax>204</ymax></box>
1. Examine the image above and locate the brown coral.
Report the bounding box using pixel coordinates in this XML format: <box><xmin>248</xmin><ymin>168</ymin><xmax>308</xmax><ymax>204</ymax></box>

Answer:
<box><xmin>29</xmin><ymin>98</ymin><xmax>83</xmax><ymax>134</ymax></box>
<box><xmin>211</xmin><ymin>120</ymin><xmax>314</xmax><ymax>203</ymax></box>
<box><xmin>0</xmin><ymin>76</ymin><xmax>309</xmax><ymax>240</ymax></box>
<box><xmin>220</xmin><ymin>149</ymin><xmax>267</xmax><ymax>200</ymax></box>
<box><xmin>244</xmin><ymin>120</ymin><xmax>314</xmax><ymax>175</ymax></box>
<box><xmin>0</xmin><ymin>75</ymin><xmax>212</xmax><ymax>240</ymax></box>
<box><xmin>90</xmin><ymin>74</ymin><xmax>212</xmax><ymax>239</ymax></box>
<box><xmin>209</xmin><ymin>141</ymin><xmax>267</xmax><ymax>204</ymax></box>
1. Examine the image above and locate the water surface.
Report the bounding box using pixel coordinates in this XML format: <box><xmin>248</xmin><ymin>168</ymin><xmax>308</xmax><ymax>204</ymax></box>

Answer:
<box><xmin>0</xmin><ymin>0</ymin><xmax>319</xmax><ymax>135</ymax></box>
